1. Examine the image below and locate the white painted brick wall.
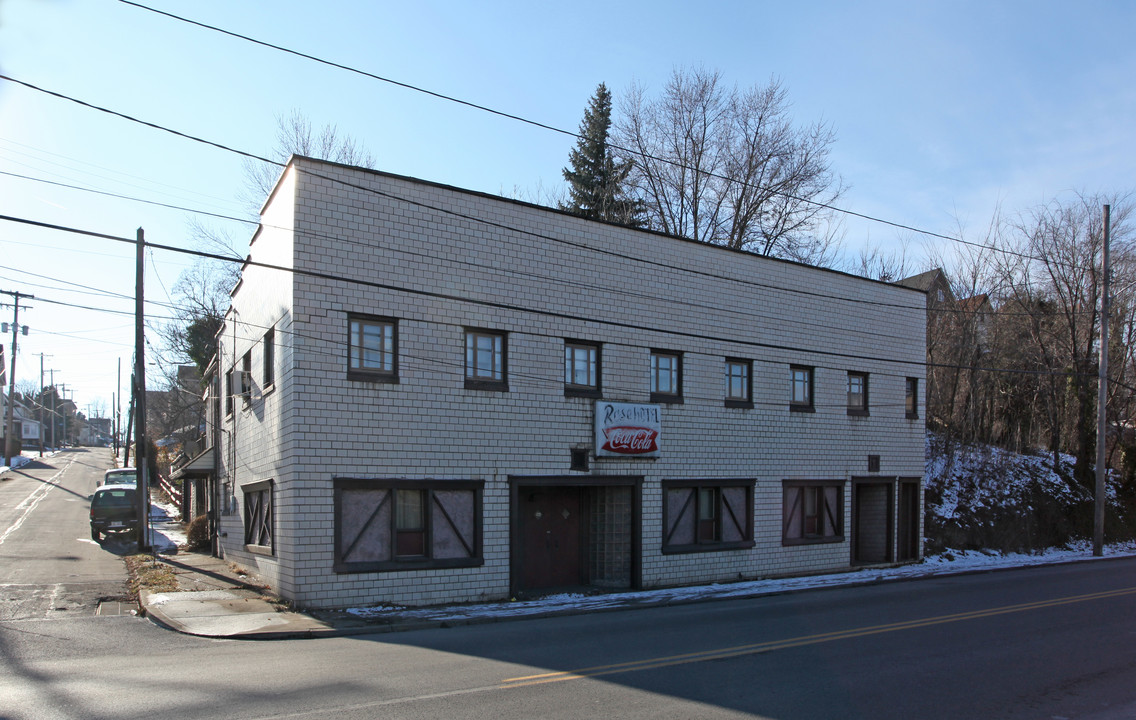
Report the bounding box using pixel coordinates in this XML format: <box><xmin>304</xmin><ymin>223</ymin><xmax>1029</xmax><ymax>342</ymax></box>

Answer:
<box><xmin>219</xmin><ymin>158</ymin><xmax>927</xmax><ymax>609</ymax></box>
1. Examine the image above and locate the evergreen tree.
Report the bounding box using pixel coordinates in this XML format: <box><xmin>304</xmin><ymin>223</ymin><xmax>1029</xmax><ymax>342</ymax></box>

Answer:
<box><xmin>561</xmin><ymin>83</ymin><xmax>642</xmax><ymax>226</ymax></box>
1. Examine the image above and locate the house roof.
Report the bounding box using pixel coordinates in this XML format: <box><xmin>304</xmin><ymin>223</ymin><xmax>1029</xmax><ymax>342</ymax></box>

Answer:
<box><xmin>896</xmin><ymin>268</ymin><xmax>945</xmax><ymax>292</ymax></box>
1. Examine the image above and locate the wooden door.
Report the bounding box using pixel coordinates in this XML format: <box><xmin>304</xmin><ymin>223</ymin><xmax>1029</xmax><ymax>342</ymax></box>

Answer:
<box><xmin>518</xmin><ymin>487</ymin><xmax>583</xmax><ymax>591</ymax></box>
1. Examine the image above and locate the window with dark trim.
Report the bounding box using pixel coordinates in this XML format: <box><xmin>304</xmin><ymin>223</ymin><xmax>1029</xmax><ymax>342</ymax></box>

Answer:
<box><xmin>262</xmin><ymin>327</ymin><xmax>275</xmax><ymax>390</ymax></box>
<box><xmin>783</xmin><ymin>480</ymin><xmax>844</xmax><ymax>545</ymax></box>
<box><xmin>465</xmin><ymin>328</ymin><xmax>507</xmax><ymax>391</ymax></box>
<box><xmin>906</xmin><ymin>377</ymin><xmax>919</xmax><ymax>419</ymax></box>
<box><xmin>334</xmin><ymin>478</ymin><xmax>483</xmax><ymax>572</ymax></box>
<box><xmin>847</xmin><ymin>372</ymin><xmax>869</xmax><ymax>416</ymax></box>
<box><xmin>240</xmin><ymin>352</ymin><xmax>252</xmax><ymax>405</ymax></box>
<box><xmin>790</xmin><ymin>365</ymin><xmax>814</xmax><ymax>412</ymax></box>
<box><xmin>243</xmin><ymin>480</ymin><xmax>274</xmax><ymax>553</ymax></box>
<box><xmin>662</xmin><ymin>479</ymin><xmax>754</xmax><ymax>553</ymax></box>
<box><xmin>224</xmin><ymin>369</ymin><xmax>234</xmax><ymax>417</ymax></box>
<box><xmin>564</xmin><ymin>340</ymin><xmax>601</xmax><ymax>398</ymax></box>
<box><xmin>348</xmin><ymin>315</ymin><xmax>398</xmax><ymax>382</ymax></box>
<box><xmin>725</xmin><ymin>358</ymin><xmax>753</xmax><ymax>408</ymax></box>
<box><xmin>650</xmin><ymin>350</ymin><xmax>683</xmax><ymax>403</ymax></box>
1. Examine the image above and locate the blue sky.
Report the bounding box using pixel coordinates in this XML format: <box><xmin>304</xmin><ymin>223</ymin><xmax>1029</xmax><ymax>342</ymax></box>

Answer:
<box><xmin>1</xmin><ymin>0</ymin><xmax>1133</xmax><ymax>419</ymax></box>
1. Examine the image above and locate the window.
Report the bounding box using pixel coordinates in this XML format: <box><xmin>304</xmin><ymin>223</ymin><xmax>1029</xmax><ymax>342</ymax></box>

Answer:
<box><xmin>224</xmin><ymin>369</ymin><xmax>234</xmax><ymax>417</ymax></box>
<box><xmin>334</xmin><ymin>479</ymin><xmax>483</xmax><ymax>572</ymax></box>
<box><xmin>243</xmin><ymin>480</ymin><xmax>273</xmax><ymax>553</ymax></box>
<box><xmin>348</xmin><ymin>315</ymin><xmax>398</xmax><ymax>382</ymax></box>
<box><xmin>663</xmin><ymin>480</ymin><xmax>753</xmax><ymax>554</ymax></box>
<box><xmin>906</xmin><ymin>377</ymin><xmax>919</xmax><ymax>419</ymax></box>
<box><xmin>395</xmin><ymin>489</ymin><xmax>426</xmax><ymax>557</ymax></box>
<box><xmin>847</xmin><ymin>372</ymin><xmax>869</xmax><ymax>416</ymax></box>
<box><xmin>465</xmin><ymin>329</ymin><xmax>507</xmax><ymax>390</ymax></box>
<box><xmin>651</xmin><ymin>350</ymin><xmax>683</xmax><ymax>403</ymax></box>
<box><xmin>564</xmin><ymin>341</ymin><xmax>601</xmax><ymax>397</ymax></box>
<box><xmin>262</xmin><ymin>327</ymin><xmax>275</xmax><ymax>390</ymax></box>
<box><xmin>783</xmin><ymin>481</ymin><xmax>844</xmax><ymax>545</ymax></box>
<box><xmin>725</xmin><ymin>358</ymin><xmax>752</xmax><ymax>408</ymax></box>
<box><xmin>790</xmin><ymin>365</ymin><xmax>813</xmax><ymax>411</ymax></box>
<box><xmin>240</xmin><ymin>352</ymin><xmax>252</xmax><ymax>405</ymax></box>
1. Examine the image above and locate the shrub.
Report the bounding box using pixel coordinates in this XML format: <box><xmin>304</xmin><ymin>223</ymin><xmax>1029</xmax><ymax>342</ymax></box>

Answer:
<box><xmin>186</xmin><ymin>514</ymin><xmax>210</xmax><ymax>550</ymax></box>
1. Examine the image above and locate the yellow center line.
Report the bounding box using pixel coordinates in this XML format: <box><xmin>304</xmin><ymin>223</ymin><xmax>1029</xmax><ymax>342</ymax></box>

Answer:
<box><xmin>502</xmin><ymin>585</ymin><xmax>1136</xmax><ymax>687</ymax></box>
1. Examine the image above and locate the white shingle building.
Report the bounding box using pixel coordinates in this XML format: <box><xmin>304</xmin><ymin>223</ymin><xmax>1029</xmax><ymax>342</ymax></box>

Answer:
<box><xmin>210</xmin><ymin>156</ymin><xmax>926</xmax><ymax>610</ymax></box>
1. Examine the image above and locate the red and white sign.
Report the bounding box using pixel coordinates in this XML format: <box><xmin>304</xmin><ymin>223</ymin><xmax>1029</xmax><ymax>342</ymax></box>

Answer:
<box><xmin>595</xmin><ymin>402</ymin><xmax>661</xmax><ymax>457</ymax></box>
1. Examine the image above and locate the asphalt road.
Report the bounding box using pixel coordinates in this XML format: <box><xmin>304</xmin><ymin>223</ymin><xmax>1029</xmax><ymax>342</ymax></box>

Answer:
<box><xmin>0</xmin><ymin>448</ymin><xmax>130</xmax><ymax>622</ymax></box>
<box><xmin>2</xmin><ymin>454</ymin><xmax>1136</xmax><ymax>719</ymax></box>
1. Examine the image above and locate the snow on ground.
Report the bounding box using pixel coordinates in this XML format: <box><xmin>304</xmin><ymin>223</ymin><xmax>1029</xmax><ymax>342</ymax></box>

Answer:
<box><xmin>344</xmin><ymin>541</ymin><xmax>1136</xmax><ymax>623</ymax></box>
<box><xmin>149</xmin><ymin>496</ymin><xmax>186</xmax><ymax>553</ymax></box>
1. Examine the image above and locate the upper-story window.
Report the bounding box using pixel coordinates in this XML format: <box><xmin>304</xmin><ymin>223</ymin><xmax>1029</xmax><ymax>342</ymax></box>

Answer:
<box><xmin>725</xmin><ymin>358</ymin><xmax>753</xmax><ymax>408</ymax></box>
<box><xmin>348</xmin><ymin>315</ymin><xmax>398</xmax><ymax>383</ymax></box>
<box><xmin>262</xmin><ymin>327</ymin><xmax>275</xmax><ymax>390</ymax></box>
<box><xmin>465</xmin><ymin>328</ymin><xmax>507</xmax><ymax>391</ymax></box>
<box><xmin>906</xmin><ymin>377</ymin><xmax>919</xmax><ymax>419</ymax></box>
<box><xmin>790</xmin><ymin>365</ymin><xmax>814</xmax><ymax>412</ymax></box>
<box><xmin>240</xmin><ymin>352</ymin><xmax>252</xmax><ymax>405</ymax></box>
<box><xmin>650</xmin><ymin>350</ymin><xmax>683</xmax><ymax>404</ymax></box>
<box><xmin>564</xmin><ymin>340</ymin><xmax>601</xmax><ymax>397</ymax></box>
<box><xmin>847</xmin><ymin>372</ymin><xmax>869</xmax><ymax>416</ymax></box>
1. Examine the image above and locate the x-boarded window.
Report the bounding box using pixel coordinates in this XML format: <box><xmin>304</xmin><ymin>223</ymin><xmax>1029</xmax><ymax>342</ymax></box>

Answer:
<box><xmin>564</xmin><ymin>340</ymin><xmax>601</xmax><ymax>397</ymax></box>
<box><xmin>650</xmin><ymin>350</ymin><xmax>683</xmax><ymax>403</ymax></box>
<box><xmin>790</xmin><ymin>365</ymin><xmax>814</xmax><ymax>412</ymax></box>
<box><xmin>662</xmin><ymin>480</ymin><xmax>754</xmax><ymax>554</ymax></box>
<box><xmin>783</xmin><ymin>480</ymin><xmax>844</xmax><ymax>545</ymax></box>
<box><xmin>243</xmin><ymin>480</ymin><xmax>273</xmax><ymax>555</ymax></box>
<box><xmin>348</xmin><ymin>315</ymin><xmax>397</xmax><ymax>382</ymax></box>
<box><xmin>465</xmin><ymin>329</ymin><xmax>507</xmax><ymax>390</ymax></box>
<box><xmin>725</xmin><ymin>358</ymin><xmax>752</xmax><ymax>408</ymax></box>
<box><xmin>334</xmin><ymin>479</ymin><xmax>483</xmax><ymax>573</ymax></box>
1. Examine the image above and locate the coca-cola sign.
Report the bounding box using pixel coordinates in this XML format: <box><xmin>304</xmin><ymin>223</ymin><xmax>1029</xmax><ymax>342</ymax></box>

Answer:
<box><xmin>595</xmin><ymin>402</ymin><xmax>662</xmax><ymax>457</ymax></box>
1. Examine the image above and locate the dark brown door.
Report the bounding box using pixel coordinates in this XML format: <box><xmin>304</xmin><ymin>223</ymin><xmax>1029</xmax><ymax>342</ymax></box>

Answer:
<box><xmin>518</xmin><ymin>487</ymin><xmax>582</xmax><ymax>591</ymax></box>
<box><xmin>853</xmin><ymin>482</ymin><xmax>893</xmax><ymax>564</ymax></box>
<box><xmin>896</xmin><ymin>481</ymin><xmax>921</xmax><ymax>561</ymax></box>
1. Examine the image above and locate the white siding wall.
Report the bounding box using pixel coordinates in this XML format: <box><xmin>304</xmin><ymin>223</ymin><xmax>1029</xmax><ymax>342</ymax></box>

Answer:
<box><xmin>222</xmin><ymin>158</ymin><xmax>926</xmax><ymax>609</ymax></box>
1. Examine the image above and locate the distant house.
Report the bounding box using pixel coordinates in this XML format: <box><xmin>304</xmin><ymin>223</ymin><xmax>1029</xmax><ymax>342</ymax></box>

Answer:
<box><xmin>199</xmin><ymin>157</ymin><xmax>927</xmax><ymax>609</ymax></box>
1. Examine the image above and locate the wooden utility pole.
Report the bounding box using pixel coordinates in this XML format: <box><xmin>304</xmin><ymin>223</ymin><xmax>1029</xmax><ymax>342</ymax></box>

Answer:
<box><xmin>1094</xmin><ymin>205</ymin><xmax>1111</xmax><ymax>557</ymax></box>
<box><xmin>135</xmin><ymin>228</ymin><xmax>151</xmax><ymax>551</ymax></box>
<box><xmin>3</xmin><ymin>290</ymin><xmax>33</xmax><ymax>466</ymax></box>
<box><xmin>38</xmin><ymin>353</ymin><xmax>50</xmax><ymax>457</ymax></box>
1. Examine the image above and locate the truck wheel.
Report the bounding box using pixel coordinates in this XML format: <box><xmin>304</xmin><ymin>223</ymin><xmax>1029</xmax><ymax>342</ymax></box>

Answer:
<box><xmin>91</xmin><ymin>528</ymin><xmax>101</xmax><ymax>543</ymax></box>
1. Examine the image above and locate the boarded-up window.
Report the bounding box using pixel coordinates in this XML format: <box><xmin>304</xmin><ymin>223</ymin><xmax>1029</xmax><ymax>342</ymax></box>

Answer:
<box><xmin>662</xmin><ymin>480</ymin><xmax>753</xmax><ymax>554</ymax></box>
<box><xmin>243</xmin><ymin>480</ymin><xmax>273</xmax><ymax>553</ymax></box>
<box><xmin>783</xmin><ymin>481</ymin><xmax>844</xmax><ymax>545</ymax></box>
<box><xmin>334</xmin><ymin>479</ymin><xmax>482</xmax><ymax>573</ymax></box>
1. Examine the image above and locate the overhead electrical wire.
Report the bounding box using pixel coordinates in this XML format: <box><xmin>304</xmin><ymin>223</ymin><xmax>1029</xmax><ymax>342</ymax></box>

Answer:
<box><xmin>116</xmin><ymin>0</ymin><xmax>1051</xmax><ymax>264</ymax></box>
<box><xmin>0</xmin><ymin>211</ymin><xmax>1106</xmax><ymax>383</ymax></box>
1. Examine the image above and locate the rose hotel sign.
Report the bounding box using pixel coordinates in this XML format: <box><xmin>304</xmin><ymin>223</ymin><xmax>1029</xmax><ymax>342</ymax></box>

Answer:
<box><xmin>595</xmin><ymin>402</ymin><xmax>661</xmax><ymax>458</ymax></box>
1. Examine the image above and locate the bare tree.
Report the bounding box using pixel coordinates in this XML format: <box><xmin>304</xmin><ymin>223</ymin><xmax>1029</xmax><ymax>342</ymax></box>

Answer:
<box><xmin>241</xmin><ymin>108</ymin><xmax>377</xmax><ymax>215</ymax></box>
<box><xmin>991</xmin><ymin>193</ymin><xmax>1133</xmax><ymax>485</ymax></box>
<box><xmin>615</xmin><ymin>68</ymin><xmax>845</xmax><ymax>265</ymax></box>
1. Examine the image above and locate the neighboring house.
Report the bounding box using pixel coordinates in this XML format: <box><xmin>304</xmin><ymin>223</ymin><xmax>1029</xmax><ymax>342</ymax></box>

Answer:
<box><xmin>206</xmin><ymin>156</ymin><xmax>926</xmax><ymax>610</ymax></box>
<box><xmin>1</xmin><ymin>394</ymin><xmax>43</xmax><ymax>449</ymax></box>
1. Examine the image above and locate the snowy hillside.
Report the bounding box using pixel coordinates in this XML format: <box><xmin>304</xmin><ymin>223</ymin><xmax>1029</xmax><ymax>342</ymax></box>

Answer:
<box><xmin>924</xmin><ymin>434</ymin><xmax>1133</xmax><ymax>553</ymax></box>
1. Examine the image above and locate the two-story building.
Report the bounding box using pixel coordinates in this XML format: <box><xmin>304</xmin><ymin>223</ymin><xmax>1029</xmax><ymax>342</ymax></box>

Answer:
<box><xmin>209</xmin><ymin>156</ymin><xmax>926</xmax><ymax>610</ymax></box>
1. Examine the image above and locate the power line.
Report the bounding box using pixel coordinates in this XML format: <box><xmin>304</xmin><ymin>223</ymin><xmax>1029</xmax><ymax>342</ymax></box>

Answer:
<box><xmin>0</xmin><ymin>211</ymin><xmax>1107</xmax><ymax>383</ymax></box>
<box><xmin>116</xmin><ymin>0</ymin><xmax>1045</xmax><ymax>263</ymax></box>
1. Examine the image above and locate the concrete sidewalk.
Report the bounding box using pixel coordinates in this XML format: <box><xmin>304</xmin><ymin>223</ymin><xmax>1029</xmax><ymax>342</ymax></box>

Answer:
<box><xmin>137</xmin><ymin>545</ymin><xmax>1136</xmax><ymax>641</ymax></box>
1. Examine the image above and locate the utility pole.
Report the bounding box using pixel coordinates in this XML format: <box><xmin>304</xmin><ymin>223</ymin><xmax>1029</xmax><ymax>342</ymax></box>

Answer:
<box><xmin>115</xmin><ymin>357</ymin><xmax>121</xmax><ymax>457</ymax></box>
<box><xmin>38</xmin><ymin>353</ymin><xmax>51</xmax><ymax>458</ymax></box>
<box><xmin>135</xmin><ymin>228</ymin><xmax>151</xmax><ymax>552</ymax></box>
<box><xmin>59</xmin><ymin>384</ymin><xmax>70</xmax><ymax>448</ymax></box>
<box><xmin>3</xmin><ymin>290</ymin><xmax>33</xmax><ymax>466</ymax></box>
<box><xmin>1094</xmin><ymin>205</ymin><xmax>1111</xmax><ymax>557</ymax></box>
<box><xmin>49</xmin><ymin>369</ymin><xmax>55</xmax><ymax>451</ymax></box>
